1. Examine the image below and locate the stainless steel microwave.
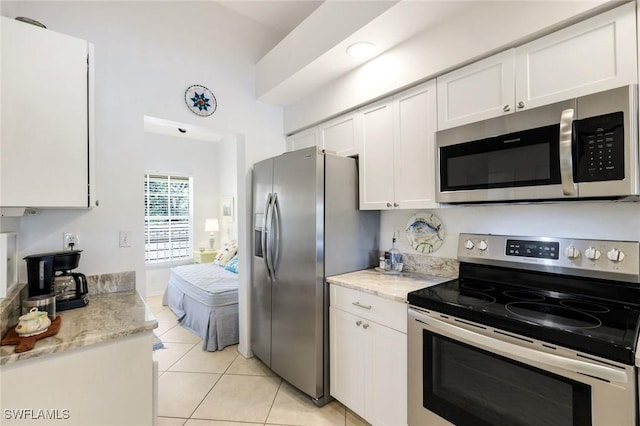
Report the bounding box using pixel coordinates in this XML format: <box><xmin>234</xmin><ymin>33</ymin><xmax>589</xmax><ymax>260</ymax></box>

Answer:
<box><xmin>436</xmin><ymin>85</ymin><xmax>638</xmax><ymax>203</ymax></box>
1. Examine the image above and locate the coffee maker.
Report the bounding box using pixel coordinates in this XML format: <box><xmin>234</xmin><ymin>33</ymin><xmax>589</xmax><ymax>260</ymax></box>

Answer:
<box><xmin>24</xmin><ymin>250</ymin><xmax>89</xmax><ymax>311</ymax></box>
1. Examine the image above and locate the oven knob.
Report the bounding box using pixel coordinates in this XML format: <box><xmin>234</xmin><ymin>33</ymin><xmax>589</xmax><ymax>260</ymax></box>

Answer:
<box><xmin>477</xmin><ymin>240</ymin><xmax>488</xmax><ymax>251</ymax></box>
<box><xmin>565</xmin><ymin>246</ymin><xmax>580</xmax><ymax>259</ymax></box>
<box><xmin>585</xmin><ymin>247</ymin><xmax>601</xmax><ymax>261</ymax></box>
<box><xmin>607</xmin><ymin>248</ymin><xmax>625</xmax><ymax>263</ymax></box>
<box><xmin>464</xmin><ymin>240</ymin><xmax>475</xmax><ymax>250</ymax></box>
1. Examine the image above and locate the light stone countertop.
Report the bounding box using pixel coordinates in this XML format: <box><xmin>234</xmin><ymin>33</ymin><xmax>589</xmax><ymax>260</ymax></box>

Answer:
<box><xmin>327</xmin><ymin>268</ymin><xmax>454</xmax><ymax>303</ymax></box>
<box><xmin>0</xmin><ymin>290</ymin><xmax>157</xmax><ymax>366</ymax></box>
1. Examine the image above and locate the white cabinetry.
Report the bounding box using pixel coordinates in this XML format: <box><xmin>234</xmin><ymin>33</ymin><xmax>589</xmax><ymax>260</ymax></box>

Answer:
<box><xmin>1</xmin><ymin>333</ymin><xmax>155</xmax><ymax>426</ymax></box>
<box><xmin>437</xmin><ymin>2</ymin><xmax>637</xmax><ymax>130</ymax></box>
<box><xmin>329</xmin><ymin>284</ymin><xmax>407</xmax><ymax>426</ymax></box>
<box><xmin>359</xmin><ymin>80</ymin><xmax>438</xmax><ymax>210</ymax></box>
<box><xmin>286</xmin><ymin>127</ymin><xmax>319</xmax><ymax>152</ymax></box>
<box><xmin>437</xmin><ymin>50</ymin><xmax>515</xmax><ymax>129</ymax></box>
<box><xmin>1</xmin><ymin>17</ymin><xmax>96</xmax><ymax>208</ymax></box>
<box><xmin>514</xmin><ymin>2</ymin><xmax>636</xmax><ymax>110</ymax></box>
<box><xmin>286</xmin><ymin>112</ymin><xmax>359</xmax><ymax>157</ymax></box>
<box><xmin>319</xmin><ymin>113</ymin><xmax>359</xmax><ymax>157</ymax></box>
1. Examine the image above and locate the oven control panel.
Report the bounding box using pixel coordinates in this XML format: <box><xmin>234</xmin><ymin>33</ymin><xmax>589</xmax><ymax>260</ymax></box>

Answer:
<box><xmin>458</xmin><ymin>233</ymin><xmax>640</xmax><ymax>283</ymax></box>
<box><xmin>505</xmin><ymin>239</ymin><xmax>560</xmax><ymax>260</ymax></box>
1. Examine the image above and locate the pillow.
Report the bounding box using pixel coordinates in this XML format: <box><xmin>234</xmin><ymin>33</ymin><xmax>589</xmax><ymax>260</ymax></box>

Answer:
<box><xmin>214</xmin><ymin>244</ymin><xmax>237</xmax><ymax>266</ymax></box>
<box><xmin>224</xmin><ymin>255</ymin><xmax>239</xmax><ymax>273</ymax></box>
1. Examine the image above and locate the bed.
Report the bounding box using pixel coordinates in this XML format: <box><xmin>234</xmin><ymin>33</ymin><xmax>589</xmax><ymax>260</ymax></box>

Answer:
<box><xmin>162</xmin><ymin>250</ymin><xmax>239</xmax><ymax>351</ymax></box>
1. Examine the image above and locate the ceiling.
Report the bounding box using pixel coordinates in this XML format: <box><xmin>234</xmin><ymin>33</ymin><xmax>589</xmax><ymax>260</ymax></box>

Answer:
<box><xmin>216</xmin><ymin>0</ymin><xmax>323</xmax><ymax>40</ymax></box>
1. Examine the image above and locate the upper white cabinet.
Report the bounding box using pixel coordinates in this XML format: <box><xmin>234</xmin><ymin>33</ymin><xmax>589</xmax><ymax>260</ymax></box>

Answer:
<box><xmin>437</xmin><ymin>2</ymin><xmax>637</xmax><ymax>130</ymax></box>
<box><xmin>319</xmin><ymin>113</ymin><xmax>360</xmax><ymax>157</ymax></box>
<box><xmin>515</xmin><ymin>2</ymin><xmax>637</xmax><ymax>110</ymax></box>
<box><xmin>286</xmin><ymin>127</ymin><xmax>318</xmax><ymax>152</ymax></box>
<box><xmin>286</xmin><ymin>111</ymin><xmax>359</xmax><ymax>157</ymax></box>
<box><xmin>359</xmin><ymin>80</ymin><xmax>438</xmax><ymax>210</ymax></box>
<box><xmin>437</xmin><ymin>50</ymin><xmax>515</xmax><ymax>130</ymax></box>
<box><xmin>1</xmin><ymin>17</ymin><xmax>96</xmax><ymax>208</ymax></box>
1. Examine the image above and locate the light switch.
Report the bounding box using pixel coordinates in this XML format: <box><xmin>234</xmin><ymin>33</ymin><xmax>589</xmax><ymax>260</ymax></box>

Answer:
<box><xmin>119</xmin><ymin>231</ymin><xmax>131</xmax><ymax>248</ymax></box>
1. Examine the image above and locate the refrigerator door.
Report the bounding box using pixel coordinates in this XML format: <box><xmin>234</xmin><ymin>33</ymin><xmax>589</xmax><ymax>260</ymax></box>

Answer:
<box><xmin>250</xmin><ymin>157</ymin><xmax>274</xmax><ymax>367</ymax></box>
<box><xmin>270</xmin><ymin>147</ymin><xmax>325</xmax><ymax>399</ymax></box>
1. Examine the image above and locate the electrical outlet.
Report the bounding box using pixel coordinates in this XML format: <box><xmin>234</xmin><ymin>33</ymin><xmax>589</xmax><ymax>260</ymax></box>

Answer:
<box><xmin>119</xmin><ymin>231</ymin><xmax>131</xmax><ymax>248</ymax></box>
<box><xmin>63</xmin><ymin>233</ymin><xmax>78</xmax><ymax>250</ymax></box>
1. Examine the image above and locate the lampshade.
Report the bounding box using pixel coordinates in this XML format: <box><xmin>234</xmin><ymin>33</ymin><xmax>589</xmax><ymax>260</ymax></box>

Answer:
<box><xmin>205</xmin><ymin>218</ymin><xmax>219</xmax><ymax>232</ymax></box>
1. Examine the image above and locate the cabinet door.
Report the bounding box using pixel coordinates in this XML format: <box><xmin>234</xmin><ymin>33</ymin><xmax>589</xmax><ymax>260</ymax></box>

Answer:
<box><xmin>358</xmin><ymin>99</ymin><xmax>394</xmax><ymax>210</ymax></box>
<box><xmin>320</xmin><ymin>113</ymin><xmax>360</xmax><ymax>157</ymax></box>
<box><xmin>286</xmin><ymin>127</ymin><xmax>319</xmax><ymax>152</ymax></box>
<box><xmin>393</xmin><ymin>80</ymin><xmax>439</xmax><ymax>209</ymax></box>
<box><xmin>365</xmin><ymin>321</ymin><xmax>407</xmax><ymax>426</ymax></box>
<box><xmin>515</xmin><ymin>2</ymin><xmax>637</xmax><ymax>111</ymax></box>
<box><xmin>437</xmin><ymin>49</ymin><xmax>515</xmax><ymax>130</ymax></box>
<box><xmin>1</xmin><ymin>18</ymin><xmax>90</xmax><ymax>208</ymax></box>
<box><xmin>329</xmin><ymin>307</ymin><xmax>366</xmax><ymax>418</ymax></box>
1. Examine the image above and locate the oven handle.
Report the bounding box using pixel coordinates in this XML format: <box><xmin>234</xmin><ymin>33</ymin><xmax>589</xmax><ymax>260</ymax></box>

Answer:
<box><xmin>410</xmin><ymin>310</ymin><xmax>628</xmax><ymax>385</ymax></box>
<box><xmin>559</xmin><ymin>108</ymin><xmax>577</xmax><ymax>196</ymax></box>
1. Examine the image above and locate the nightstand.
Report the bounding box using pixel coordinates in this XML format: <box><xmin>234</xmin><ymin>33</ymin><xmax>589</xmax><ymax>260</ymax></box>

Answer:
<box><xmin>193</xmin><ymin>249</ymin><xmax>217</xmax><ymax>264</ymax></box>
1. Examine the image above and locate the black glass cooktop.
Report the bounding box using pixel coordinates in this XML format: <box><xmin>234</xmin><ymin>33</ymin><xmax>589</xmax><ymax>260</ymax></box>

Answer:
<box><xmin>408</xmin><ymin>267</ymin><xmax>640</xmax><ymax>365</ymax></box>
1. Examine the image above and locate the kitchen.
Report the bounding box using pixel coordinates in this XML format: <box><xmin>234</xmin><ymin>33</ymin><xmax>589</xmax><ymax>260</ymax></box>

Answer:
<box><xmin>2</xmin><ymin>0</ymin><xmax>640</xmax><ymax>425</ymax></box>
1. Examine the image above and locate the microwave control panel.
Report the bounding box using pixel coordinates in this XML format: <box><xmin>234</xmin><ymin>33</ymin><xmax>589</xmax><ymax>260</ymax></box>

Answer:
<box><xmin>574</xmin><ymin>112</ymin><xmax>624</xmax><ymax>182</ymax></box>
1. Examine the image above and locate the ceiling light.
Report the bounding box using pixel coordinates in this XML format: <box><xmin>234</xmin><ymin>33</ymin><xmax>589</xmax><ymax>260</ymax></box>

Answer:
<box><xmin>346</xmin><ymin>42</ymin><xmax>376</xmax><ymax>59</ymax></box>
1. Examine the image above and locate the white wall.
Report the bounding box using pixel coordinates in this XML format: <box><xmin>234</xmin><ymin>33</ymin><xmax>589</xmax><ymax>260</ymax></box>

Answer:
<box><xmin>2</xmin><ymin>2</ymin><xmax>286</xmax><ymax>303</ymax></box>
<box><xmin>382</xmin><ymin>201</ymin><xmax>640</xmax><ymax>261</ymax></box>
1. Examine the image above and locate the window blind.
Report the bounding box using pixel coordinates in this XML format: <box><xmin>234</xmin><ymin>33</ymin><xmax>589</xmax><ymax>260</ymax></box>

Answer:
<box><xmin>144</xmin><ymin>173</ymin><xmax>193</xmax><ymax>264</ymax></box>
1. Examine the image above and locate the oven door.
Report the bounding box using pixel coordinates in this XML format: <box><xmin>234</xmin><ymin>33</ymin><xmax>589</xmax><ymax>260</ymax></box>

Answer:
<box><xmin>408</xmin><ymin>307</ymin><xmax>637</xmax><ymax>426</ymax></box>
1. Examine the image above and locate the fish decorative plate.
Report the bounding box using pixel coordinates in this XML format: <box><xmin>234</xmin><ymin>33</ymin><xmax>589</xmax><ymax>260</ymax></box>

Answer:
<box><xmin>406</xmin><ymin>213</ymin><xmax>444</xmax><ymax>254</ymax></box>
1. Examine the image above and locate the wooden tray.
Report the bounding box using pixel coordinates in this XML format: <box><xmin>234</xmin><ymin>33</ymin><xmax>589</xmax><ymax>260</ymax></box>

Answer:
<box><xmin>1</xmin><ymin>316</ymin><xmax>62</xmax><ymax>353</ymax></box>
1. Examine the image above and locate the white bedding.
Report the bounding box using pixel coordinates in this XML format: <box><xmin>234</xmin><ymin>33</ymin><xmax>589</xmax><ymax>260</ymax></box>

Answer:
<box><xmin>162</xmin><ymin>262</ymin><xmax>239</xmax><ymax>351</ymax></box>
<box><xmin>169</xmin><ymin>262</ymin><xmax>238</xmax><ymax>307</ymax></box>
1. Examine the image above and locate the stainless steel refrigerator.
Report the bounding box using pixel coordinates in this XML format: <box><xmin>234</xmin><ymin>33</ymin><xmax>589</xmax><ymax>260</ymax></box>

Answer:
<box><xmin>251</xmin><ymin>147</ymin><xmax>380</xmax><ymax>406</ymax></box>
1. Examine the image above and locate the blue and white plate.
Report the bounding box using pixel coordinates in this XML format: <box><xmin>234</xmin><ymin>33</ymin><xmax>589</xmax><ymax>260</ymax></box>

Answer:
<box><xmin>185</xmin><ymin>84</ymin><xmax>217</xmax><ymax>117</ymax></box>
<box><xmin>406</xmin><ymin>213</ymin><xmax>444</xmax><ymax>254</ymax></box>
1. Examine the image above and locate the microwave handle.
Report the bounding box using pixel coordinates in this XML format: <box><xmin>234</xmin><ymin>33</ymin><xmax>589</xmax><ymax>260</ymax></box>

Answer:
<box><xmin>559</xmin><ymin>108</ymin><xmax>577</xmax><ymax>196</ymax></box>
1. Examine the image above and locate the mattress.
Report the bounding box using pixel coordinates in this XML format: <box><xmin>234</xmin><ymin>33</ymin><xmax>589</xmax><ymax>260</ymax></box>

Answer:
<box><xmin>163</xmin><ymin>262</ymin><xmax>239</xmax><ymax>351</ymax></box>
<box><xmin>168</xmin><ymin>262</ymin><xmax>238</xmax><ymax>307</ymax></box>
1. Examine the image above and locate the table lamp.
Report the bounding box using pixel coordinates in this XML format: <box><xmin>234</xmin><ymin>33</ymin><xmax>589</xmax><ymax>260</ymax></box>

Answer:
<box><xmin>205</xmin><ymin>218</ymin><xmax>219</xmax><ymax>250</ymax></box>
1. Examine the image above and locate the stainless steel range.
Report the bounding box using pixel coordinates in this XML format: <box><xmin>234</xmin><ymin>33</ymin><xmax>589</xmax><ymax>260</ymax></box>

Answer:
<box><xmin>407</xmin><ymin>233</ymin><xmax>640</xmax><ymax>426</ymax></box>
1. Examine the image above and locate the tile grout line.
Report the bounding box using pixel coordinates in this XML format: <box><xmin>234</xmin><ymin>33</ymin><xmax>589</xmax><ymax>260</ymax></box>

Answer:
<box><xmin>263</xmin><ymin>377</ymin><xmax>285</xmax><ymax>425</ymax></box>
<box><xmin>183</xmin><ymin>348</ymin><xmax>240</xmax><ymax>421</ymax></box>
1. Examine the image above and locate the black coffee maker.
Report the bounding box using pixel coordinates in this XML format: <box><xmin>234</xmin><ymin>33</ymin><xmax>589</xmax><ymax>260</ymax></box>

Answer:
<box><xmin>24</xmin><ymin>250</ymin><xmax>89</xmax><ymax>311</ymax></box>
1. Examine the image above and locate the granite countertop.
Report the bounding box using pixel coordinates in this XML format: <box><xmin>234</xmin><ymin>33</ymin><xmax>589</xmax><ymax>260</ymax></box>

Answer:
<box><xmin>327</xmin><ymin>268</ymin><xmax>454</xmax><ymax>303</ymax></box>
<box><xmin>1</xmin><ymin>290</ymin><xmax>157</xmax><ymax>366</ymax></box>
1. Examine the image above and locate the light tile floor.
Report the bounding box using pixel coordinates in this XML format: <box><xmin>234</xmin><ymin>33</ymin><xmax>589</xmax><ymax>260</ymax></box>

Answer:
<box><xmin>146</xmin><ymin>295</ymin><xmax>370</xmax><ymax>426</ymax></box>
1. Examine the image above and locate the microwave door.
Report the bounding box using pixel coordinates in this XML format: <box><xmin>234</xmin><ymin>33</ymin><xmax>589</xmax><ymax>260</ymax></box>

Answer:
<box><xmin>436</xmin><ymin>98</ymin><xmax>576</xmax><ymax>203</ymax></box>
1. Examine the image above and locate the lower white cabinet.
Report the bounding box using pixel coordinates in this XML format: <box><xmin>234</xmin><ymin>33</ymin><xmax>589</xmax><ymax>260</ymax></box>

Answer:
<box><xmin>329</xmin><ymin>284</ymin><xmax>407</xmax><ymax>426</ymax></box>
<box><xmin>1</xmin><ymin>332</ymin><xmax>156</xmax><ymax>425</ymax></box>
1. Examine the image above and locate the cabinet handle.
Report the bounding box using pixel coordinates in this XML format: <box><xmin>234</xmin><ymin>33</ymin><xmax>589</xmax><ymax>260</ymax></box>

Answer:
<box><xmin>352</xmin><ymin>302</ymin><xmax>372</xmax><ymax>310</ymax></box>
<box><xmin>386</xmin><ymin>202</ymin><xmax>392</xmax><ymax>208</ymax></box>
<box><xmin>503</xmin><ymin>104</ymin><xmax>511</xmax><ymax>112</ymax></box>
<box><xmin>356</xmin><ymin>320</ymin><xmax>362</xmax><ymax>327</ymax></box>
<box><xmin>363</xmin><ymin>323</ymin><xmax>370</xmax><ymax>329</ymax></box>
<box><xmin>393</xmin><ymin>202</ymin><xmax>399</xmax><ymax>207</ymax></box>
<box><xmin>517</xmin><ymin>101</ymin><xmax>525</xmax><ymax>109</ymax></box>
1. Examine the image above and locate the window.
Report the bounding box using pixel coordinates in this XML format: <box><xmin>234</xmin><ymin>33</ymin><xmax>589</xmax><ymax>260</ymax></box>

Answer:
<box><xmin>144</xmin><ymin>173</ymin><xmax>193</xmax><ymax>264</ymax></box>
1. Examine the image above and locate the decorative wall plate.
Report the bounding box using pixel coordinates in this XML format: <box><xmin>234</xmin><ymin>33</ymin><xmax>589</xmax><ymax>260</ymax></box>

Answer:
<box><xmin>406</xmin><ymin>213</ymin><xmax>444</xmax><ymax>254</ymax></box>
<box><xmin>185</xmin><ymin>84</ymin><xmax>217</xmax><ymax>117</ymax></box>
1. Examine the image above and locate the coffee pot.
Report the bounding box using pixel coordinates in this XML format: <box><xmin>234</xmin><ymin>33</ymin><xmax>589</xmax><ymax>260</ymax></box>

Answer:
<box><xmin>24</xmin><ymin>250</ymin><xmax>89</xmax><ymax>311</ymax></box>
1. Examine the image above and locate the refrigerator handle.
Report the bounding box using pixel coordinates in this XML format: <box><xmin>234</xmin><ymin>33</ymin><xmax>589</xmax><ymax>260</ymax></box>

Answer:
<box><xmin>262</xmin><ymin>193</ymin><xmax>274</xmax><ymax>280</ymax></box>
<box><xmin>272</xmin><ymin>192</ymin><xmax>281</xmax><ymax>279</ymax></box>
